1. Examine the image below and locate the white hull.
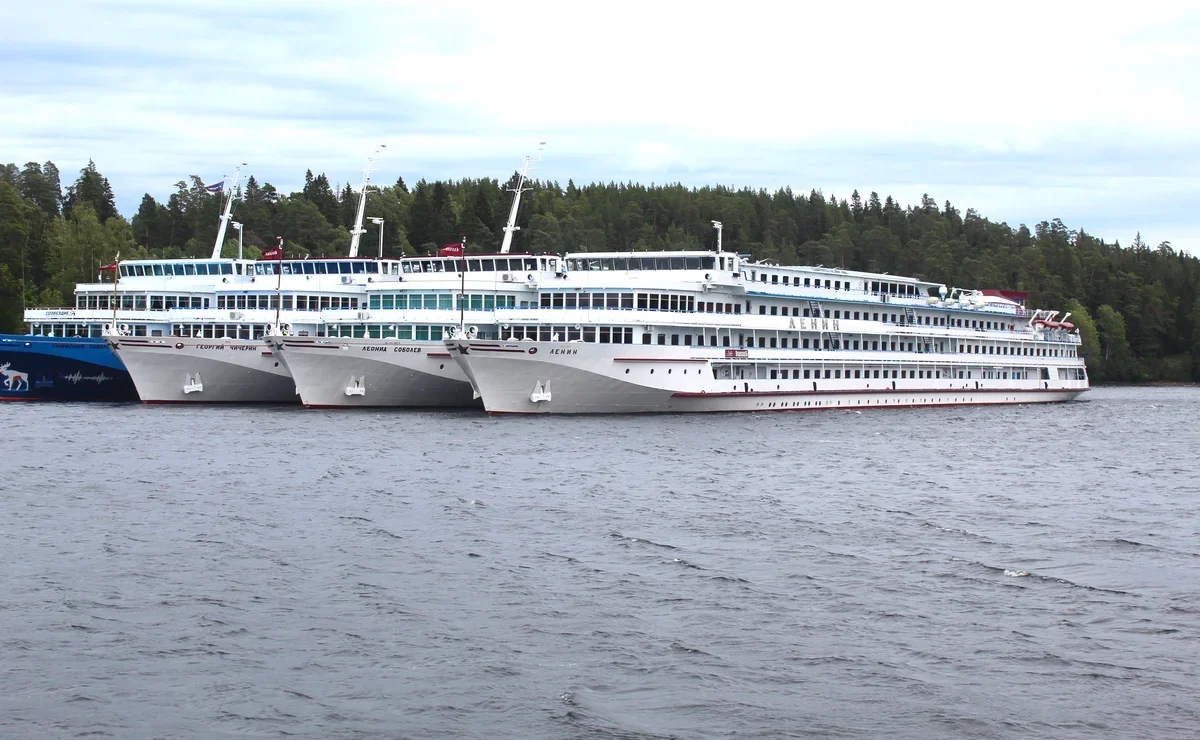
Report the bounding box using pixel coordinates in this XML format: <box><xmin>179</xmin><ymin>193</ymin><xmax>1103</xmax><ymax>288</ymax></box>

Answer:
<box><xmin>447</xmin><ymin>340</ymin><xmax>1090</xmax><ymax>415</ymax></box>
<box><xmin>266</xmin><ymin>336</ymin><xmax>478</xmax><ymax>408</ymax></box>
<box><xmin>108</xmin><ymin>337</ymin><xmax>297</xmax><ymax>404</ymax></box>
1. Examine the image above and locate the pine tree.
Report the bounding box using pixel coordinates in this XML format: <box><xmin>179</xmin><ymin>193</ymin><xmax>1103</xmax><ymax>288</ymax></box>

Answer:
<box><xmin>64</xmin><ymin>160</ymin><xmax>118</xmax><ymax>222</ymax></box>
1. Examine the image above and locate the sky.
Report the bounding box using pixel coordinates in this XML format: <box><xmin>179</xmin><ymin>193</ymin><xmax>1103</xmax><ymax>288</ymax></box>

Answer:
<box><xmin>3</xmin><ymin>0</ymin><xmax>1199</xmax><ymax>253</ymax></box>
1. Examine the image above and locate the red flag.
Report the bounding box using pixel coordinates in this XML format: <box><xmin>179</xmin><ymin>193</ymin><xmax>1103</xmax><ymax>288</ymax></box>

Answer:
<box><xmin>99</xmin><ymin>261</ymin><xmax>119</xmax><ymax>272</ymax></box>
<box><xmin>261</xmin><ymin>247</ymin><xmax>282</xmax><ymax>260</ymax></box>
<box><xmin>439</xmin><ymin>243</ymin><xmax>463</xmax><ymax>257</ymax></box>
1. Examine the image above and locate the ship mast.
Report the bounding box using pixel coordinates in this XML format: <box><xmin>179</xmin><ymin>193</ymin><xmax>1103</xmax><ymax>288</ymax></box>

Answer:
<box><xmin>499</xmin><ymin>144</ymin><xmax>544</xmax><ymax>254</ymax></box>
<box><xmin>210</xmin><ymin>163</ymin><xmax>247</xmax><ymax>260</ymax></box>
<box><xmin>348</xmin><ymin>145</ymin><xmax>386</xmax><ymax>258</ymax></box>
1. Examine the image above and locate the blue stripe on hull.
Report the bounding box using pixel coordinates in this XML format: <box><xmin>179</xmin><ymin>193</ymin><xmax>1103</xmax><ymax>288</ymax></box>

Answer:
<box><xmin>0</xmin><ymin>335</ymin><xmax>138</xmax><ymax>402</ymax></box>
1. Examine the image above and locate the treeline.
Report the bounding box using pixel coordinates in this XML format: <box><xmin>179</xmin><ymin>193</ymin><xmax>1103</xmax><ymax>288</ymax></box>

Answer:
<box><xmin>2</xmin><ymin>159</ymin><xmax>1198</xmax><ymax>382</ymax></box>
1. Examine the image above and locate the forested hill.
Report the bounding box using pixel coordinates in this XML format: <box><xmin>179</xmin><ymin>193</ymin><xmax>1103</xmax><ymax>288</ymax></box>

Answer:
<box><xmin>2</xmin><ymin>159</ymin><xmax>1198</xmax><ymax>382</ymax></box>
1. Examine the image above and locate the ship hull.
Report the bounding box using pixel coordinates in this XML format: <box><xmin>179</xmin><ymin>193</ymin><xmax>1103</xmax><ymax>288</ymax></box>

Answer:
<box><xmin>447</xmin><ymin>339</ymin><xmax>1090</xmax><ymax>415</ymax></box>
<box><xmin>266</xmin><ymin>336</ymin><xmax>478</xmax><ymax>409</ymax></box>
<box><xmin>107</xmin><ymin>337</ymin><xmax>298</xmax><ymax>404</ymax></box>
<box><xmin>0</xmin><ymin>334</ymin><xmax>138</xmax><ymax>402</ymax></box>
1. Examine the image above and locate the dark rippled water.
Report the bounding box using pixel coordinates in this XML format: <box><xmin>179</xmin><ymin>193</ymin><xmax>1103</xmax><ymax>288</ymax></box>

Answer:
<box><xmin>2</xmin><ymin>387</ymin><xmax>1199</xmax><ymax>739</ymax></box>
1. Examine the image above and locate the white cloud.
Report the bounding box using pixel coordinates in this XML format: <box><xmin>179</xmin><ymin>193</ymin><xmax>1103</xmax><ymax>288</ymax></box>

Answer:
<box><xmin>1</xmin><ymin>0</ymin><xmax>1198</xmax><ymax>252</ymax></box>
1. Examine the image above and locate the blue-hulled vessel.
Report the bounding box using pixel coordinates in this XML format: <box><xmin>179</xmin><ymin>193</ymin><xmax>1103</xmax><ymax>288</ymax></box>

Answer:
<box><xmin>0</xmin><ymin>334</ymin><xmax>137</xmax><ymax>402</ymax></box>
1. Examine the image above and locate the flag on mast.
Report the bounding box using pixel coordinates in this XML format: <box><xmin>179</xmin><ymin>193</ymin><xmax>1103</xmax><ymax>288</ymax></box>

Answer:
<box><xmin>204</xmin><ymin>182</ymin><xmax>224</xmax><ymax>193</ymax></box>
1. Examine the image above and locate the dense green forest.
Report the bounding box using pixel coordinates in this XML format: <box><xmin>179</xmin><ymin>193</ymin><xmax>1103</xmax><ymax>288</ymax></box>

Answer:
<box><xmin>2</xmin><ymin>159</ymin><xmax>1198</xmax><ymax>382</ymax></box>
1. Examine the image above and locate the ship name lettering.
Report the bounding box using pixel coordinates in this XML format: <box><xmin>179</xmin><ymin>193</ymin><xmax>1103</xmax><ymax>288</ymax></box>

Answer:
<box><xmin>392</xmin><ymin>347</ymin><xmax>422</xmax><ymax>353</ymax></box>
<box><xmin>550</xmin><ymin>348</ymin><xmax>578</xmax><ymax>355</ymax></box>
<box><xmin>197</xmin><ymin>344</ymin><xmax>223</xmax><ymax>350</ymax></box>
<box><xmin>362</xmin><ymin>346</ymin><xmax>387</xmax><ymax>352</ymax></box>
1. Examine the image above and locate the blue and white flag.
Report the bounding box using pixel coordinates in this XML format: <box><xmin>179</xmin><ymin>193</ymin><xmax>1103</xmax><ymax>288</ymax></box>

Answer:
<box><xmin>204</xmin><ymin>181</ymin><xmax>224</xmax><ymax>193</ymax></box>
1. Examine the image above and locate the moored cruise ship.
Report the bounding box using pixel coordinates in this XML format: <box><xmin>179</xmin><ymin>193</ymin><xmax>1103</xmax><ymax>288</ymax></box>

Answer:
<box><xmin>104</xmin><ymin>255</ymin><xmax>379</xmax><ymax>403</ymax></box>
<box><xmin>267</xmin><ymin>147</ymin><xmax>559</xmax><ymax>409</ymax></box>
<box><xmin>14</xmin><ymin>258</ymin><xmax>264</xmax><ymax>402</ymax></box>
<box><xmin>446</xmin><ymin>245</ymin><xmax>1090</xmax><ymax>414</ymax></box>
<box><xmin>266</xmin><ymin>253</ymin><xmax>562</xmax><ymax>408</ymax></box>
<box><xmin>103</xmin><ymin>151</ymin><xmax>402</xmax><ymax>404</ymax></box>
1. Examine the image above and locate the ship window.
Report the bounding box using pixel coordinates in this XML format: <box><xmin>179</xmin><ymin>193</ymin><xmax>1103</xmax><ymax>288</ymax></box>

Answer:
<box><xmin>804</xmin><ymin>370</ymin><xmax>811</xmax><ymax>379</ymax></box>
<box><xmin>622</xmin><ymin>293</ymin><xmax>634</xmax><ymax>309</ymax></box>
<box><xmin>552</xmin><ymin>293</ymin><xmax>564</xmax><ymax>308</ymax></box>
<box><xmin>759</xmin><ymin>306</ymin><xmax>766</xmax><ymax>315</ymax></box>
<box><xmin>657</xmin><ymin>334</ymin><xmax>666</xmax><ymax>345</ymax></box>
<box><xmin>824</xmin><ymin>370</ymin><xmax>831</xmax><ymax>378</ymax></box>
<box><xmin>684</xmin><ymin>335</ymin><xmax>692</xmax><ymax>346</ymax></box>
<box><xmin>671</xmin><ymin>334</ymin><xmax>680</xmax><ymax>345</ymax></box>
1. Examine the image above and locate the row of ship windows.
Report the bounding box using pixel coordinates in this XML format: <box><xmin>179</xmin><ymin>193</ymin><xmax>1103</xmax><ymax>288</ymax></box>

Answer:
<box><xmin>540</xmin><ymin>292</ymin><xmax>742</xmax><ymax>313</ymax></box>
<box><xmin>533</xmin><ymin>292</ymin><xmax>1012</xmax><ymax>329</ymax></box>
<box><xmin>745</xmin><ymin>271</ymin><xmax>921</xmax><ymax>296</ymax></box>
<box><xmin>328</xmin><ymin>325</ymin><xmax>452</xmax><ymax>340</ymax></box>
<box><xmin>488</xmin><ymin>326</ymin><xmax>1075</xmax><ymax>357</ymax></box>
<box><xmin>731</xmin><ymin>367</ymin><xmax>1032</xmax><ymax>381</ymax></box>
<box><xmin>367</xmin><ymin>294</ymin><xmax>519</xmax><ymax>310</ymax></box>
<box><xmin>565</xmin><ymin>256</ymin><xmax>719</xmax><ymax>272</ymax></box>
<box><xmin>399</xmin><ymin>257</ymin><xmax>554</xmax><ymax>274</ymax></box>
<box><xmin>74</xmin><ymin>293</ymin><xmax>527</xmax><ymax>312</ymax></box>
<box><xmin>754</xmin><ymin>304</ymin><xmax>1013</xmax><ymax>329</ymax></box>
<box><xmin>721</xmin><ymin>366</ymin><xmax>1086</xmax><ymax>381</ymax></box>
<box><xmin>119</xmin><ymin>262</ymin><xmax>236</xmax><ymax>277</ymax></box>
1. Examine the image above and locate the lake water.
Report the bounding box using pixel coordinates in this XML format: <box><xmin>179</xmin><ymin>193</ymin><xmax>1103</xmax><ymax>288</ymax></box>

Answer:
<box><xmin>2</xmin><ymin>386</ymin><xmax>1198</xmax><ymax>739</ymax></box>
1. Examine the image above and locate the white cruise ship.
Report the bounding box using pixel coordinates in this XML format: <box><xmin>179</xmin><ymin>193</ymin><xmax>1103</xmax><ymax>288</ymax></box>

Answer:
<box><xmin>266</xmin><ymin>253</ymin><xmax>562</xmax><ymax>407</ymax></box>
<box><xmin>104</xmin><ymin>256</ymin><xmax>387</xmax><ymax>403</ymax></box>
<box><xmin>445</xmin><ymin>242</ymin><xmax>1090</xmax><ymax>414</ymax></box>
<box><xmin>103</xmin><ymin>152</ymin><xmax>395</xmax><ymax>404</ymax></box>
<box><xmin>266</xmin><ymin>148</ymin><xmax>560</xmax><ymax>408</ymax></box>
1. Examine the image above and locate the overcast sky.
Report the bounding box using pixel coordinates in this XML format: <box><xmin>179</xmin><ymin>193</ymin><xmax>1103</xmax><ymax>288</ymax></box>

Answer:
<box><xmin>3</xmin><ymin>0</ymin><xmax>1198</xmax><ymax>252</ymax></box>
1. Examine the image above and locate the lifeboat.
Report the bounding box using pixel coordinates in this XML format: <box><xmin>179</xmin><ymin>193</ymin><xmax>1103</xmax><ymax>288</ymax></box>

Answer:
<box><xmin>1033</xmin><ymin>319</ymin><xmax>1050</xmax><ymax>328</ymax></box>
<box><xmin>1060</xmin><ymin>321</ymin><xmax>1075</xmax><ymax>330</ymax></box>
<box><xmin>1044</xmin><ymin>320</ymin><xmax>1062</xmax><ymax>329</ymax></box>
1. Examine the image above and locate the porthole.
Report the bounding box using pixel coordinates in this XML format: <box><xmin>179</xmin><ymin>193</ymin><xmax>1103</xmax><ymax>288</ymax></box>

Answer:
<box><xmin>439</xmin><ymin>364</ymin><xmax>444</xmax><ymax>369</ymax></box>
<box><xmin>650</xmin><ymin>369</ymin><xmax>655</xmax><ymax>374</ymax></box>
<box><xmin>624</xmin><ymin>368</ymin><xmax>630</xmax><ymax>374</ymax></box>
